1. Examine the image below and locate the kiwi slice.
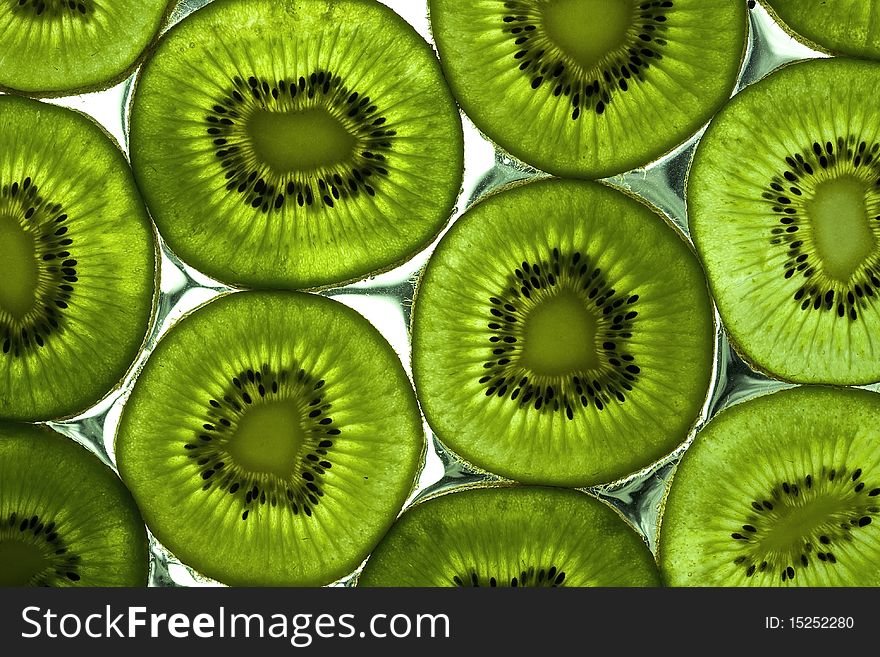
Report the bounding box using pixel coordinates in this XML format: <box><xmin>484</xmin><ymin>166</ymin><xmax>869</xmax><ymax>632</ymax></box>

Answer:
<box><xmin>689</xmin><ymin>58</ymin><xmax>880</xmax><ymax>385</ymax></box>
<box><xmin>0</xmin><ymin>95</ymin><xmax>155</xmax><ymax>421</ymax></box>
<box><xmin>0</xmin><ymin>0</ymin><xmax>169</xmax><ymax>96</ymax></box>
<box><xmin>358</xmin><ymin>485</ymin><xmax>660</xmax><ymax>587</ymax></box>
<box><xmin>412</xmin><ymin>178</ymin><xmax>715</xmax><ymax>487</ymax></box>
<box><xmin>764</xmin><ymin>1</ymin><xmax>880</xmax><ymax>60</ymax></box>
<box><xmin>659</xmin><ymin>386</ymin><xmax>880</xmax><ymax>586</ymax></box>
<box><xmin>129</xmin><ymin>0</ymin><xmax>464</xmax><ymax>290</ymax></box>
<box><xmin>0</xmin><ymin>422</ymin><xmax>149</xmax><ymax>586</ymax></box>
<box><xmin>115</xmin><ymin>290</ymin><xmax>424</xmax><ymax>586</ymax></box>
<box><xmin>427</xmin><ymin>0</ymin><xmax>746</xmax><ymax>178</ymax></box>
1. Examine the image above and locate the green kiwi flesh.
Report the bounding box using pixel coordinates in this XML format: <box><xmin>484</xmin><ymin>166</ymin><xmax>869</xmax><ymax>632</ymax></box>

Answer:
<box><xmin>0</xmin><ymin>422</ymin><xmax>149</xmax><ymax>586</ymax></box>
<box><xmin>428</xmin><ymin>0</ymin><xmax>746</xmax><ymax>178</ymax></box>
<box><xmin>659</xmin><ymin>386</ymin><xmax>880</xmax><ymax>586</ymax></box>
<box><xmin>115</xmin><ymin>291</ymin><xmax>425</xmax><ymax>586</ymax></box>
<box><xmin>0</xmin><ymin>0</ymin><xmax>169</xmax><ymax>95</ymax></box>
<box><xmin>412</xmin><ymin>179</ymin><xmax>715</xmax><ymax>486</ymax></box>
<box><xmin>0</xmin><ymin>95</ymin><xmax>156</xmax><ymax>421</ymax></box>
<box><xmin>358</xmin><ymin>485</ymin><xmax>660</xmax><ymax>587</ymax></box>
<box><xmin>765</xmin><ymin>1</ymin><xmax>880</xmax><ymax>61</ymax></box>
<box><xmin>130</xmin><ymin>0</ymin><xmax>464</xmax><ymax>290</ymax></box>
<box><xmin>689</xmin><ymin>58</ymin><xmax>880</xmax><ymax>384</ymax></box>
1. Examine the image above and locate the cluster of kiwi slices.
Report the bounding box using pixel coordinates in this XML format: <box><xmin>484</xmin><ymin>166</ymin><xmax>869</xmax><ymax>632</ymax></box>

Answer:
<box><xmin>3</xmin><ymin>0</ymin><xmax>880</xmax><ymax>590</ymax></box>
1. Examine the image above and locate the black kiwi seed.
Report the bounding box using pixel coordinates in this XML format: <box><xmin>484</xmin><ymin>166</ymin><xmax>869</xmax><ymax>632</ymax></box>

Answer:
<box><xmin>500</xmin><ymin>0</ymin><xmax>672</xmax><ymax>119</ymax></box>
<box><xmin>0</xmin><ymin>179</ymin><xmax>76</xmax><ymax>359</ymax></box>
<box><xmin>481</xmin><ymin>248</ymin><xmax>639</xmax><ymax>419</ymax></box>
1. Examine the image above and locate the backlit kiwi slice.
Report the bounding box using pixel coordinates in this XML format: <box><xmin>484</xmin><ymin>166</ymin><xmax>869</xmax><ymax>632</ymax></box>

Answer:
<box><xmin>0</xmin><ymin>422</ymin><xmax>149</xmax><ymax>586</ymax></box>
<box><xmin>659</xmin><ymin>386</ymin><xmax>880</xmax><ymax>586</ymax></box>
<box><xmin>765</xmin><ymin>1</ymin><xmax>880</xmax><ymax>60</ymax></box>
<box><xmin>0</xmin><ymin>95</ymin><xmax>156</xmax><ymax>421</ymax></box>
<box><xmin>413</xmin><ymin>179</ymin><xmax>715</xmax><ymax>487</ymax></box>
<box><xmin>130</xmin><ymin>0</ymin><xmax>464</xmax><ymax>290</ymax></box>
<box><xmin>689</xmin><ymin>58</ymin><xmax>880</xmax><ymax>384</ymax></box>
<box><xmin>428</xmin><ymin>0</ymin><xmax>746</xmax><ymax>178</ymax></box>
<box><xmin>0</xmin><ymin>0</ymin><xmax>169</xmax><ymax>95</ymax></box>
<box><xmin>115</xmin><ymin>291</ymin><xmax>424</xmax><ymax>586</ymax></box>
<box><xmin>358</xmin><ymin>485</ymin><xmax>660</xmax><ymax>587</ymax></box>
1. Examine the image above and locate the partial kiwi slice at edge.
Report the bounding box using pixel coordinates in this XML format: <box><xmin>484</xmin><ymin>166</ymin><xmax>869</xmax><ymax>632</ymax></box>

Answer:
<box><xmin>764</xmin><ymin>0</ymin><xmax>880</xmax><ymax>61</ymax></box>
<box><xmin>0</xmin><ymin>422</ymin><xmax>149</xmax><ymax>587</ymax></box>
<box><xmin>130</xmin><ymin>0</ymin><xmax>464</xmax><ymax>290</ymax></box>
<box><xmin>659</xmin><ymin>386</ymin><xmax>880</xmax><ymax>586</ymax></box>
<box><xmin>428</xmin><ymin>0</ymin><xmax>746</xmax><ymax>178</ymax></box>
<box><xmin>689</xmin><ymin>58</ymin><xmax>880</xmax><ymax>384</ymax></box>
<box><xmin>413</xmin><ymin>178</ymin><xmax>715</xmax><ymax>487</ymax></box>
<box><xmin>0</xmin><ymin>0</ymin><xmax>170</xmax><ymax>96</ymax></box>
<box><xmin>0</xmin><ymin>95</ymin><xmax>156</xmax><ymax>421</ymax></box>
<box><xmin>115</xmin><ymin>290</ymin><xmax>425</xmax><ymax>586</ymax></box>
<box><xmin>358</xmin><ymin>485</ymin><xmax>660</xmax><ymax>587</ymax></box>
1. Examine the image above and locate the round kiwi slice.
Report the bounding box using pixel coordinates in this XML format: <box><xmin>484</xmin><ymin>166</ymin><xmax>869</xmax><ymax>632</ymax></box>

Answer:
<box><xmin>427</xmin><ymin>0</ymin><xmax>746</xmax><ymax>178</ymax></box>
<box><xmin>764</xmin><ymin>1</ymin><xmax>880</xmax><ymax>60</ymax></box>
<box><xmin>0</xmin><ymin>422</ymin><xmax>149</xmax><ymax>587</ymax></box>
<box><xmin>659</xmin><ymin>386</ymin><xmax>880</xmax><ymax>586</ymax></box>
<box><xmin>0</xmin><ymin>95</ymin><xmax>156</xmax><ymax>421</ymax></box>
<box><xmin>0</xmin><ymin>0</ymin><xmax>169</xmax><ymax>96</ymax></box>
<box><xmin>358</xmin><ymin>485</ymin><xmax>660</xmax><ymax>587</ymax></box>
<box><xmin>130</xmin><ymin>0</ymin><xmax>464</xmax><ymax>290</ymax></box>
<box><xmin>689</xmin><ymin>58</ymin><xmax>880</xmax><ymax>385</ymax></box>
<box><xmin>412</xmin><ymin>178</ymin><xmax>715</xmax><ymax>487</ymax></box>
<box><xmin>115</xmin><ymin>290</ymin><xmax>425</xmax><ymax>586</ymax></box>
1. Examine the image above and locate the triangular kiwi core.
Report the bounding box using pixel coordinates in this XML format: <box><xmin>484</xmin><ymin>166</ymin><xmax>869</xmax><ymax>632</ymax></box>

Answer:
<box><xmin>542</xmin><ymin>0</ymin><xmax>633</xmax><ymax>70</ymax></box>
<box><xmin>520</xmin><ymin>288</ymin><xmax>599</xmax><ymax>375</ymax></box>
<box><xmin>0</xmin><ymin>539</ymin><xmax>48</xmax><ymax>586</ymax></box>
<box><xmin>806</xmin><ymin>174</ymin><xmax>874</xmax><ymax>282</ymax></box>
<box><xmin>228</xmin><ymin>399</ymin><xmax>305</xmax><ymax>479</ymax></box>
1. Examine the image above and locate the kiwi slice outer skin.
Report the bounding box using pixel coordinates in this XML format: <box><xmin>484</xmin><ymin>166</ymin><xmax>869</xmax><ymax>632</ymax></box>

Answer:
<box><xmin>115</xmin><ymin>290</ymin><xmax>425</xmax><ymax>587</ymax></box>
<box><xmin>0</xmin><ymin>1</ymin><xmax>174</xmax><ymax>97</ymax></box>
<box><xmin>358</xmin><ymin>484</ymin><xmax>660</xmax><ymax>587</ymax></box>
<box><xmin>0</xmin><ymin>95</ymin><xmax>158</xmax><ymax>422</ymax></box>
<box><xmin>658</xmin><ymin>386</ymin><xmax>880</xmax><ymax>587</ymax></box>
<box><xmin>689</xmin><ymin>58</ymin><xmax>880</xmax><ymax>385</ymax></box>
<box><xmin>0</xmin><ymin>422</ymin><xmax>149</xmax><ymax>587</ymax></box>
<box><xmin>764</xmin><ymin>1</ymin><xmax>880</xmax><ymax>61</ymax></box>
<box><xmin>411</xmin><ymin>177</ymin><xmax>716</xmax><ymax>487</ymax></box>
